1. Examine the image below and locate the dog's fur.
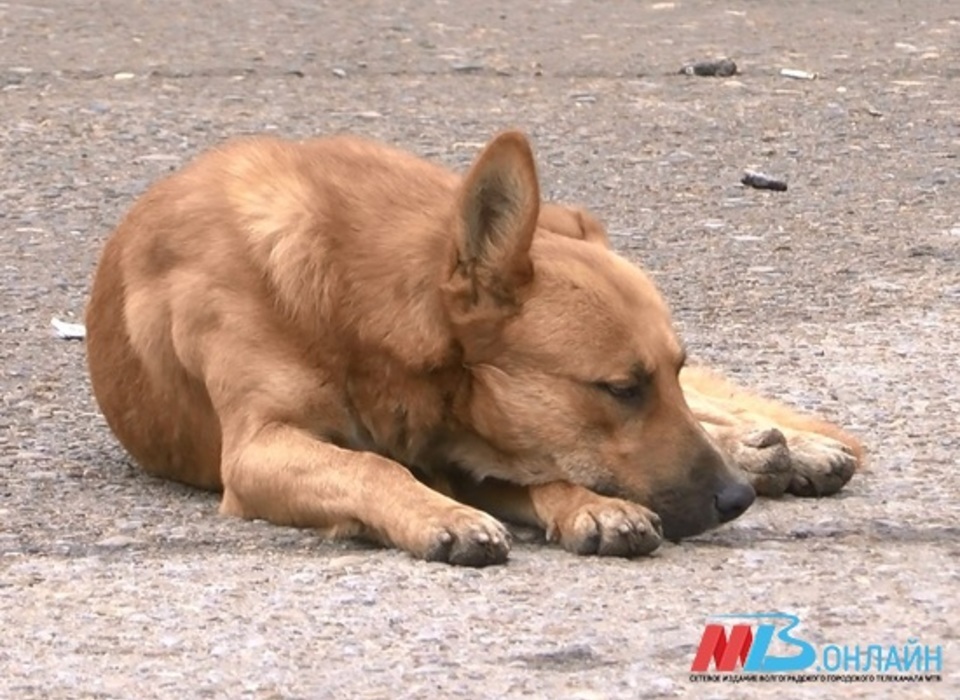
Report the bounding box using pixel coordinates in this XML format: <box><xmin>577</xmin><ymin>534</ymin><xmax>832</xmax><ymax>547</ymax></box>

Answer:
<box><xmin>85</xmin><ymin>131</ymin><xmax>862</xmax><ymax>565</ymax></box>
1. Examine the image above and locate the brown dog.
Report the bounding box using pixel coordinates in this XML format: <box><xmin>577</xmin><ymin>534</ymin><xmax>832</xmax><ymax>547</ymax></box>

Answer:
<box><xmin>85</xmin><ymin>131</ymin><xmax>862</xmax><ymax>566</ymax></box>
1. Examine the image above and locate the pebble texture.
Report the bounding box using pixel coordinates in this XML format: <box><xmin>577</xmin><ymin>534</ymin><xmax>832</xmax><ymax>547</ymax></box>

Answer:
<box><xmin>1</xmin><ymin>0</ymin><xmax>958</xmax><ymax>698</ymax></box>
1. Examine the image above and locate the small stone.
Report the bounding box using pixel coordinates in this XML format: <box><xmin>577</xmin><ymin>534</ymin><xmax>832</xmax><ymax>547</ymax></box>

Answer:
<box><xmin>95</xmin><ymin>535</ymin><xmax>142</xmax><ymax>549</ymax></box>
<box><xmin>824</xmin><ymin>102</ymin><xmax>847</xmax><ymax>118</ymax></box>
<box><xmin>648</xmin><ymin>677</ymin><xmax>676</xmax><ymax>696</ymax></box>
<box><xmin>742</xmin><ymin>170</ymin><xmax>788</xmax><ymax>192</ymax></box>
<box><xmin>452</xmin><ymin>62</ymin><xmax>484</xmax><ymax>74</ymax></box>
<box><xmin>332</xmin><ymin>68</ymin><xmax>347</xmax><ymax>78</ymax></box>
<box><xmin>327</xmin><ymin>554</ymin><xmax>368</xmax><ymax>568</ymax></box>
<box><xmin>113</xmin><ymin>72</ymin><xmax>135</xmax><ymax>80</ymax></box>
<box><xmin>868</xmin><ymin>280</ymin><xmax>905</xmax><ymax>292</ymax></box>
<box><xmin>680</xmin><ymin>58</ymin><xmax>737</xmax><ymax>77</ymax></box>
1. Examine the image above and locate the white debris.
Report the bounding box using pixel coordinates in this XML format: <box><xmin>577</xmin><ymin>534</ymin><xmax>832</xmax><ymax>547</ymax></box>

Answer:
<box><xmin>780</xmin><ymin>68</ymin><xmax>818</xmax><ymax>80</ymax></box>
<box><xmin>51</xmin><ymin>317</ymin><xmax>86</xmax><ymax>340</ymax></box>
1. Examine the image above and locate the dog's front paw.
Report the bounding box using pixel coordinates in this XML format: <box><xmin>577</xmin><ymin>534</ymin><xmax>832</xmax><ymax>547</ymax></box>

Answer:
<box><xmin>547</xmin><ymin>498</ymin><xmax>663</xmax><ymax>558</ymax></box>
<box><xmin>419</xmin><ymin>506</ymin><xmax>512</xmax><ymax>567</ymax></box>
<box><xmin>782</xmin><ymin>432</ymin><xmax>858</xmax><ymax>497</ymax></box>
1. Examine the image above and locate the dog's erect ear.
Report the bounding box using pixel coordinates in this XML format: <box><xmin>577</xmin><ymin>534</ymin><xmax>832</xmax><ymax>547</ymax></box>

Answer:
<box><xmin>448</xmin><ymin>131</ymin><xmax>540</xmax><ymax>312</ymax></box>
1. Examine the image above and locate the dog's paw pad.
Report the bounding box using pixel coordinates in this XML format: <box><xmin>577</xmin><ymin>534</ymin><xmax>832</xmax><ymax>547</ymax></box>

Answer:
<box><xmin>423</xmin><ymin>510</ymin><xmax>511</xmax><ymax>567</ymax></box>
<box><xmin>553</xmin><ymin>501</ymin><xmax>662</xmax><ymax>558</ymax></box>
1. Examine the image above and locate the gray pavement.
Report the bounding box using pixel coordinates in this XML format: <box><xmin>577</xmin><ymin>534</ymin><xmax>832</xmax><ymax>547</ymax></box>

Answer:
<box><xmin>1</xmin><ymin>1</ymin><xmax>958</xmax><ymax>698</ymax></box>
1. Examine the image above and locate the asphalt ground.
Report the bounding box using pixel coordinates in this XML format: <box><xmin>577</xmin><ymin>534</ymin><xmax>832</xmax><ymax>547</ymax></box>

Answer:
<box><xmin>1</xmin><ymin>1</ymin><xmax>958</xmax><ymax>698</ymax></box>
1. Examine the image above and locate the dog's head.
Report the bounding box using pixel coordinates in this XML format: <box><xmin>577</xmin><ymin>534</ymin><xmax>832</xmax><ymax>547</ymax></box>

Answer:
<box><xmin>442</xmin><ymin>131</ymin><xmax>754</xmax><ymax>539</ymax></box>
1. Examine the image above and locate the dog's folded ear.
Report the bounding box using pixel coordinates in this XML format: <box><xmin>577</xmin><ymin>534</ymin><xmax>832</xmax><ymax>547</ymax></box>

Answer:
<box><xmin>444</xmin><ymin>131</ymin><xmax>540</xmax><ymax>335</ymax></box>
<box><xmin>537</xmin><ymin>204</ymin><xmax>611</xmax><ymax>248</ymax></box>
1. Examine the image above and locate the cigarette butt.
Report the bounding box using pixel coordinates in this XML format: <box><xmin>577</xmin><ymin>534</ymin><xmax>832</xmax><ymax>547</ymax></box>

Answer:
<box><xmin>780</xmin><ymin>68</ymin><xmax>818</xmax><ymax>80</ymax></box>
<box><xmin>51</xmin><ymin>318</ymin><xmax>87</xmax><ymax>340</ymax></box>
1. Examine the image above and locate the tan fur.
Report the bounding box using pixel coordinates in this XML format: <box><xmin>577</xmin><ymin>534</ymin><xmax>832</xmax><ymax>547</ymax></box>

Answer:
<box><xmin>86</xmin><ymin>130</ymin><xmax>862</xmax><ymax>566</ymax></box>
<box><xmin>681</xmin><ymin>366</ymin><xmax>864</xmax><ymax>464</ymax></box>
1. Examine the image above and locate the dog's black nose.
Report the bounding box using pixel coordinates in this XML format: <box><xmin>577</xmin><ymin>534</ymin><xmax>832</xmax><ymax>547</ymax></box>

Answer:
<box><xmin>715</xmin><ymin>481</ymin><xmax>756</xmax><ymax>523</ymax></box>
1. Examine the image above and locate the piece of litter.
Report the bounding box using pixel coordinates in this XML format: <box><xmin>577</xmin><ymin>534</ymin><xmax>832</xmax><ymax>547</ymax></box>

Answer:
<box><xmin>52</xmin><ymin>318</ymin><xmax>86</xmax><ymax>340</ymax></box>
<box><xmin>138</xmin><ymin>153</ymin><xmax>181</xmax><ymax>162</ymax></box>
<box><xmin>741</xmin><ymin>171</ymin><xmax>788</xmax><ymax>192</ymax></box>
<box><xmin>680</xmin><ymin>58</ymin><xmax>738</xmax><ymax>77</ymax></box>
<box><xmin>780</xmin><ymin>68</ymin><xmax>818</xmax><ymax>80</ymax></box>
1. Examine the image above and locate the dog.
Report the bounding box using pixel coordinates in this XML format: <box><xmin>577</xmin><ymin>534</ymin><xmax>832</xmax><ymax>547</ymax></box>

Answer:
<box><xmin>85</xmin><ymin>130</ymin><xmax>863</xmax><ymax>566</ymax></box>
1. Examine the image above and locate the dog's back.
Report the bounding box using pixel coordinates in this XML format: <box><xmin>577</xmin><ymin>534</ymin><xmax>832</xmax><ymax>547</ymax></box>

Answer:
<box><xmin>86</xmin><ymin>136</ymin><xmax>464</xmax><ymax>489</ymax></box>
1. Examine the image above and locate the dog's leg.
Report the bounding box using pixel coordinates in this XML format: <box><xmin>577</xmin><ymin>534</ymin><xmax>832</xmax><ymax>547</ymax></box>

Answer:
<box><xmin>180</xmin><ymin>303</ymin><xmax>511</xmax><ymax>566</ymax></box>
<box><xmin>450</xmin><ymin>476</ymin><xmax>663</xmax><ymax>557</ymax></box>
<box><xmin>681</xmin><ymin>366</ymin><xmax>862</xmax><ymax>498</ymax></box>
<box><xmin>219</xmin><ymin>426</ymin><xmax>511</xmax><ymax>566</ymax></box>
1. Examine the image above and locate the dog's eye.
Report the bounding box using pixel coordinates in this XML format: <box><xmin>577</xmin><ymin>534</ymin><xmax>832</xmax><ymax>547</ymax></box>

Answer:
<box><xmin>597</xmin><ymin>380</ymin><xmax>648</xmax><ymax>404</ymax></box>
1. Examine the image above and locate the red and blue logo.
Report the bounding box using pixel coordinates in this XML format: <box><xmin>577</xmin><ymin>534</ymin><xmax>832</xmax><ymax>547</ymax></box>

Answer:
<box><xmin>690</xmin><ymin>612</ymin><xmax>943</xmax><ymax>683</ymax></box>
<box><xmin>691</xmin><ymin>613</ymin><xmax>815</xmax><ymax>673</ymax></box>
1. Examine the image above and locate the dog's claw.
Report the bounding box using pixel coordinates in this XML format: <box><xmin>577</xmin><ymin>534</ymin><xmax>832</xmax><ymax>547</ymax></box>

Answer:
<box><xmin>788</xmin><ymin>475</ymin><xmax>816</xmax><ymax>497</ymax></box>
<box><xmin>422</xmin><ymin>509</ymin><xmax>511</xmax><ymax>567</ymax></box>
<box><xmin>647</xmin><ymin>511</ymin><xmax>663</xmax><ymax>537</ymax></box>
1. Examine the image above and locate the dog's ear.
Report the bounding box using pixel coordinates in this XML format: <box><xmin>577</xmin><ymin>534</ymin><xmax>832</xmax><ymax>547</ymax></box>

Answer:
<box><xmin>537</xmin><ymin>203</ymin><xmax>611</xmax><ymax>248</ymax></box>
<box><xmin>447</xmin><ymin>131</ymin><xmax>540</xmax><ymax>312</ymax></box>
